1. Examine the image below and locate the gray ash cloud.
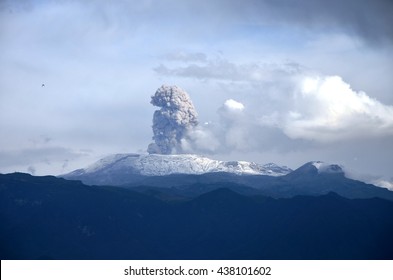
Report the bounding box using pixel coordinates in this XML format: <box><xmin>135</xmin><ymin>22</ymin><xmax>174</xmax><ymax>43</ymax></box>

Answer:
<box><xmin>147</xmin><ymin>85</ymin><xmax>198</xmax><ymax>154</ymax></box>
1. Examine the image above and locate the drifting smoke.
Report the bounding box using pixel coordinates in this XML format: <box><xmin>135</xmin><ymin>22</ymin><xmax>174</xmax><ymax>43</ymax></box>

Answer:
<box><xmin>147</xmin><ymin>85</ymin><xmax>198</xmax><ymax>154</ymax></box>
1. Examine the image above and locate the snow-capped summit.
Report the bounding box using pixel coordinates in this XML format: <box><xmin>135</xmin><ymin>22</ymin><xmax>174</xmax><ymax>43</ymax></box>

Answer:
<box><xmin>66</xmin><ymin>153</ymin><xmax>292</xmax><ymax>178</ymax></box>
<box><xmin>311</xmin><ymin>161</ymin><xmax>344</xmax><ymax>174</ymax></box>
<box><xmin>287</xmin><ymin>161</ymin><xmax>345</xmax><ymax>178</ymax></box>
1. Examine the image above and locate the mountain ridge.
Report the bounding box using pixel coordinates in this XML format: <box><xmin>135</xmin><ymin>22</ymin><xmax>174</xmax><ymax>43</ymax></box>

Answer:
<box><xmin>60</xmin><ymin>154</ymin><xmax>393</xmax><ymax>201</ymax></box>
<box><xmin>1</xmin><ymin>172</ymin><xmax>393</xmax><ymax>260</ymax></box>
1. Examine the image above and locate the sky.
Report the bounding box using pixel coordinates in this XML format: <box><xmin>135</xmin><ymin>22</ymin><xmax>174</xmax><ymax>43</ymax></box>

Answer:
<box><xmin>0</xmin><ymin>0</ymin><xmax>392</xmax><ymax>188</ymax></box>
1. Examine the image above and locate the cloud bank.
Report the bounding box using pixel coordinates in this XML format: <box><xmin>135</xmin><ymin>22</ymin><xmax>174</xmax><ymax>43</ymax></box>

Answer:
<box><xmin>282</xmin><ymin>76</ymin><xmax>393</xmax><ymax>141</ymax></box>
<box><xmin>156</xmin><ymin>56</ymin><xmax>393</xmax><ymax>156</ymax></box>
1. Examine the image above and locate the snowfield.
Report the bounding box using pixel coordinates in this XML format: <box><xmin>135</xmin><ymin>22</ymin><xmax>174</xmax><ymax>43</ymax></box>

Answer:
<box><xmin>71</xmin><ymin>153</ymin><xmax>293</xmax><ymax>177</ymax></box>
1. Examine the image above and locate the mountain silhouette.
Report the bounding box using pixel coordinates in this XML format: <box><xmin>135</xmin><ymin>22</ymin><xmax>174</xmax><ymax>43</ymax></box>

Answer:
<box><xmin>1</xmin><ymin>173</ymin><xmax>393</xmax><ymax>259</ymax></box>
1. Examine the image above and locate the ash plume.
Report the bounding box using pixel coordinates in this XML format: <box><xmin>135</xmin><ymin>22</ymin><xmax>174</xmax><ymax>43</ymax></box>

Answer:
<box><xmin>147</xmin><ymin>85</ymin><xmax>198</xmax><ymax>154</ymax></box>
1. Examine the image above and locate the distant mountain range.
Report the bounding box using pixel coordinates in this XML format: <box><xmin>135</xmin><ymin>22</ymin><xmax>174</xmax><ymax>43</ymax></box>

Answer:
<box><xmin>62</xmin><ymin>154</ymin><xmax>393</xmax><ymax>201</ymax></box>
<box><xmin>1</xmin><ymin>172</ymin><xmax>393</xmax><ymax>260</ymax></box>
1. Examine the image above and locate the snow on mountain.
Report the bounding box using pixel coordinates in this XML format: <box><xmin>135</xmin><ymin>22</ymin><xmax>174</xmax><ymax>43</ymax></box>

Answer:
<box><xmin>286</xmin><ymin>161</ymin><xmax>346</xmax><ymax>179</ymax></box>
<box><xmin>66</xmin><ymin>153</ymin><xmax>292</xmax><ymax>177</ymax></box>
<box><xmin>311</xmin><ymin>161</ymin><xmax>344</xmax><ymax>174</ymax></box>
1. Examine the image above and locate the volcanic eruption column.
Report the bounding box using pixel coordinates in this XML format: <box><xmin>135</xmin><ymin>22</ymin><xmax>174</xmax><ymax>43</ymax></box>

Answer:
<box><xmin>147</xmin><ymin>85</ymin><xmax>198</xmax><ymax>154</ymax></box>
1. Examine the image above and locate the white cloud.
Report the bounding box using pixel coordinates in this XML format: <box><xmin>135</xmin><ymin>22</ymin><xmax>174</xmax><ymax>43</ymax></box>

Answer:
<box><xmin>281</xmin><ymin>75</ymin><xmax>393</xmax><ymax>142</ymax></box>
<box><xmin>184</xmin><ymin>98</ymin><xmax>261</xmax><ymax>153</ymax></box>
<box><xmin>224</xmin><ymin>99</ymin><xmax>245</xmax><ymax>111</ymax></box>
<box><xmin>181</xmin><ymin>125</ymin><xmax>221</xmax><ymax>153</ymax></box>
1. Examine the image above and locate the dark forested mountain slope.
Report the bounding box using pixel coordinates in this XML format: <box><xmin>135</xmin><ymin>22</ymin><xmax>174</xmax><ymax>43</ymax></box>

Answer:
<box><xmin>1</xmin><ymin>173</ymin><xmax>393</xmax><ymax>260</ymax></box>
